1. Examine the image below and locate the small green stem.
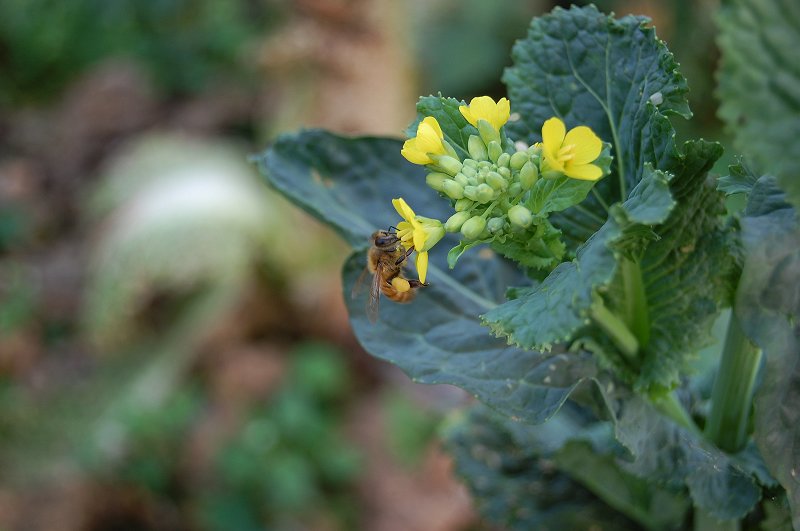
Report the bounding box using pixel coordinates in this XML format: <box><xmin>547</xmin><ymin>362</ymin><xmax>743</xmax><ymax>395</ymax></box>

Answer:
<box><xmin>704</xmin><ymin>311</ymin><xmax>762</xmax><ymax>453</ymax></box>
<box><xmin>620</xmin><ymin>257</ymin><xmax>650</xmax><ymax>347</ymax></box>
<box><xmin>481</xmin><ymin>199</ymin><xmax>501</xmax><ymax>219</ymax></box>
<box><xmin>651</xmin><ymin>391</ymin><xmax>701</xmax><ymax>437</ymax></box>
<box><xmin>589</xmin><ymin>300</ymin><xmax>639</xmax><ymax>362</ymax></box>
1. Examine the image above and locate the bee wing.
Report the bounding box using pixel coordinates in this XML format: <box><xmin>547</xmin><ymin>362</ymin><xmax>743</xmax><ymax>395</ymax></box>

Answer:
<box><xmin>351</xmin><ymin>266</ymin><xmax>370</xmax><ymax>299</ymax></box>
<box><xmin>367</xmin><ymin>263</ymin><xmax>382</xmax><ymax>323</ymax></box>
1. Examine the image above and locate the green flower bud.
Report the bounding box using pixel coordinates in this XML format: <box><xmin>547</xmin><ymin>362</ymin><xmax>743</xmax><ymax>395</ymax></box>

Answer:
<box><xmin>473</xmin><ymin>174</ymin><xmax>484</xmax><ymax>185</ymax></box>
<box><xmin>463</xmin><ymin>185</ymin><xmax>478</xmax><ymax>201</ymax></box>
<box><xmin>527</xmin><ymin>145</ymin><xmax>542</xmax><ymax>157</ymax></box>
<box><xmin>434</xmin><ymin>155</ymin><xmax>463</xmax><ymax>176</ymax></box>
<box><xmin>477</xmin><ymin>119</ymin><xmax>501</xmax><ymax>146</ymax></box>
<box><xmin>445</xmin><ymin>211</ymin><xmax>471</xmax><ymax>232</ymax></box>
<box><xmin>468</xmin><ymin>135</ymin><xmax>488</xmax><ymax>161</ymax></box>
<box><xmin>487</xmin><ymin>217</ymin><xmax>505</xmax><ymax>234</ymax></box>
<box><xmin>541</xmin><ymin>170</ymin><xmax>562</xmax><ymax>180</ymax></box>
<box><xmin>497</xmin><ymin>152</ymin><xmax>511</xmax><ymax>168</ymax></box>
<box><xmin>498</xmin><ymin>167</ymin><xmax>511</xmax><ymax>179</ymax></box>
<box><xmin>486</xmin><ymin>171</ymin><xmax>507</xmax><ymax>191</ymax></box>
<box><xmin>442</xmin><ymin>139</ymin><xmax>459</xmax><ymax>160</ymax></box>
<box><xmin>508</xmin><ymin>182</ymin><xmax>522</xmax><ymax>197</ymax></box>
<box><xmin>454</xmin><ymin>172</ymin><xmax>469</xmax><ymax>186</ymax></box>
<box><xmin>461</xmin><ymin>216</ymin><xmax>487</xmax><ymax>240</ymax></box>
<box><xmin>478</xmin><ymin>161</ymin><xmax>492</xmax><ymax>170</ymax></box>
<box><xmin>519</xmin><ymin>161</ymin><xmax>539</xmax><ymax>190</ymax></box>
<box><xmin>475</xmin><ymin>183</ymin><xmax>494</xmax><ymax>203</ymax></box>
<box><xmin>425</xmin><ymin>172</ymin><xmax>449</xmax><ymax>192</ymax></box>
<box><xmin>508</xmin><ymin>205</ymin><xmax>533</xmax><ymax>228</ymax></box>
<box><xmin>463</xmin><ymin>158</ymin><xmax>479</xmax><ymax>169</ymax></box>
<box><xmin>454</xmin><ymin>198</ymin><xmax>474</xmax><ymax>212</ymax></box>
<box><xmin>488</xmin><ymin>141</ymin><xmax>503</xmax><ymax>163</ymax></box>
<box><xmin>509</xmin><ymin>151</ymin><xmax>529</xmax><ymax>171</ymax></box>
<box><xmin>442</xmin><ymin>179</ymin><xmax>464</xmax><ymax>199</ymax></box>
<box><xmin>467</xmin><ymin>175</ymin><xmax>478</xmax><ymax>186</ymax></box>
<box><xmin>461</xmin><ymin>165</ymin><xmax>477</xmax><ymax>179</ymax></box>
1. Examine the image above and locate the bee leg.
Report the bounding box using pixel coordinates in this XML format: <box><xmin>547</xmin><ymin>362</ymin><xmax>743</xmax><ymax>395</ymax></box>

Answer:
<box><xmin>395</xmin><ymin>246</ymin><xmax>414</xmax><ymax>265</ymax></box>
<box><xmin>408</xmin><ymin>279</ymin><xmax>428</xmax><ymax>289</ymax></box>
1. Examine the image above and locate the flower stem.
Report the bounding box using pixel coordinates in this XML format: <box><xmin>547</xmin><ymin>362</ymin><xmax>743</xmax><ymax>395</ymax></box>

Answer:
<box><xmin>589</xmin><ymin>299</ymin><xmax>639</xmax><ymax>362</ymax></box>
<box><xmin>620</xmin><ymin>257</ymin><xmax>650</xmax><ymax>347</ymax></box>
<box><xmin>704</xmin><ymin>311</ymin><xmax>762</xmax><ymax>453</ymax></box>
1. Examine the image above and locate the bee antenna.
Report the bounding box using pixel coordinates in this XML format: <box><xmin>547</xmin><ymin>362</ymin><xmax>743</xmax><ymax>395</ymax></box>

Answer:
<box><xmin>388</xmin><ymin>225</ymin><xmax>398</xmax><ymax>233</ymax></box>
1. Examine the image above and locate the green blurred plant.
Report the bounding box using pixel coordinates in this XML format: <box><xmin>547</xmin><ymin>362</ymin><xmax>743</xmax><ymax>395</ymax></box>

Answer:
<box><xmin>198</xmin><ymin>343</ymin><xmax>361</xmax><ymax>531</ymax></box>
<box><xmin>0</xmin><ymin>0</ymin><xmax>283</xmax><ymax>104</ymax></box>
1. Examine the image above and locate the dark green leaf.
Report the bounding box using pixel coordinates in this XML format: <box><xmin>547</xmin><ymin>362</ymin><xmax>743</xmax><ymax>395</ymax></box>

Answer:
<box><xmin>485</xmin><ymin>140</ymin><xmax>730</xmax><ymax>391</ymax></box>
<box><xmin>717</xmin><ymin>160</ymin><xmax>760</xmax><ymax>197</ymax></box>
<box><xmin>611</xmin><ymin>393</ymin><xmax>761</xmax><ymax>520</ymax></box>
<box><xmin>737</xmin><ymin>187</ymin><xmax>800</xmax><ymax>528</ymax></box>
<box><xmin>717</xmin><ymin>0</ymin><xmax>800</xmax><ymax>209</ymax></box>
<box><xmin>482</xmin><ymin>166</ymin><xmax>676</xmax><ymax>353</ymax></box>
<box><xmin>408</xmin><ymin>96</ymin><xmax>474</xmax><ymax>160</ymax></box>
<box><xmin>504</xmin><ymin>5</ymin><xmax>690</xmax><ymax>242</ymax></box>
<box><xmin>256</xmin><ymin>130</ymin><xmax>442</xmax><ymax>248</ymax></box>
<box><xmin>444</xmin><ymin>403</ymin><xmax>640</xmax><ymax>530</ymax></box>
<box><xmin>554</xmin><ymin>440</ymin><xmax>689</xmax><ymax>530</ymax></box>
<box><xmin>345</xmin><ymin>250</ymin><xmax>597</xmax><ymax>424</ymax></box>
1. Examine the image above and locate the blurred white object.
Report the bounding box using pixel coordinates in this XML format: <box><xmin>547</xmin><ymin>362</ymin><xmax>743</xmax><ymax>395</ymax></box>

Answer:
<box><xmin>84</xmin><ymin>134</ymin><xmax>273</xmax><ymax>348</ymax></box>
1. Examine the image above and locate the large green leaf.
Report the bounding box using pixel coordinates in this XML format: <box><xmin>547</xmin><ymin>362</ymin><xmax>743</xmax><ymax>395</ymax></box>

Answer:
<box><xmin>257</xmin><ymin>130</ymin><xmax>432</xmax><ymax>248</ymax></box>
<box><xmin>257</xmin><ymin>130</ymin><xmax>599</xmax><ymax>424</ymax></box>
<box><xmin>554</xmin><ymin>440</ymin><xmax>689</xmax><ymax>530</ymax></box>
<box><xmin>503</xmin><ymin>5</ymin><xmax>691</xmax><ymax>245</ymax></box>
<box><xmin>484</xmin><ymin>140</ymin><xmax>728</xmax><ymax>391</ymax></box>
<box><xmin>481</xmin><ymin>167</ymin><xmax>674</xmax><ymax>353</ymax></box>
<box><xmin>611</xmin><ymin>393</ymin><xmax>761</xmax><ymax>520</ymax></box>
<box><xmin>717</xmin><ymin>0</ymin><xmax>800</xmax><ymax>209</ymax></box>
<box><xmin>736</xmin><ymin>174</ymin><xmax>800</xmax><ymax>528</ymax></box>
<box><xmin>443</xmin><ymin>403</ymin><xmax>642</xmax><ymax>530</ymax></box>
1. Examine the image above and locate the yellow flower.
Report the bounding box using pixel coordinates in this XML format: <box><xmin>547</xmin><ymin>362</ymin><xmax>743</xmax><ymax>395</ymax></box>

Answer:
<box><xmin>401</xmin><ymin>117</ymin><xmax>447</xmax><ymax>165</ymax></box>
<box><xmin>540</xmin><ymin>117</ymin><xmax>603</xmax><ymax>181</ymax></box>
<box><xmin>392</xmin><ymin>197</ymin><xmax>444</xmax><ymax>284</ymax></box>
<box><xmin>459</xmin><ymin>96</ymin><xmax>511</xmax><ymax>132</ymax></box>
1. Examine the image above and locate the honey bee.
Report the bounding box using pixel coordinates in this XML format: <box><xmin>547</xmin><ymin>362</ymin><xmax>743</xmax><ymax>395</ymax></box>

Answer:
<box><xmin>352</xmin><ymin>230</ymin><xmax>427</xmax><ymax>323</ymax></box>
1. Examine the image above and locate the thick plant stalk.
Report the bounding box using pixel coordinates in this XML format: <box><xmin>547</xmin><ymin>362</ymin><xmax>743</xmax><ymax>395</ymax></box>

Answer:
<box><xmin>704</xmin><ymin>311</ymin><xmax>762</xmax><ymax>453</ymax></box>
<box><xmin>620</xmin><ymin>257</ymin><xmax>650</xmax><ymax>347</ymax></box>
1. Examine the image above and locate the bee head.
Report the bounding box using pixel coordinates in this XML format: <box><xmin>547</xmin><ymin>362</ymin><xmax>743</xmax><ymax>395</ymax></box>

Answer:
<box><xmin>372</xmin><ymin>230</ymin><xmax>399</xmax><ymax>249</ymax></box>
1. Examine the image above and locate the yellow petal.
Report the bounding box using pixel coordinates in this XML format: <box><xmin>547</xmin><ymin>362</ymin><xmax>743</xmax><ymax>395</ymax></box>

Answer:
<box><xmin>564</xmin><ymin>126</ymin><xmax>602</xmax><ymax>164</ymax></box>
<box><xmin>416</xmin><ymin>122</ymin><xmax>445</xmax><ymax>155</ymax></box>
<box><xmin>412</xmin><ymin>225</ymin><xmax>426</xmax><ymax>251</ymax></box>
<box><xmin>542</xmin><ymin>117</ymin><xmax>566</xmax><ymax>152</ymax></box>
<box><xmin>493</xmin><ymin>97</ymin><xmax>511</xmax><ymax>129</ymax></box>
<box><xmin>564</xmin><ymin>163</ymin><xmax>603</xmax><ymax>181</ymax></box>
<box><xmin>459</xmin><ymin>104</ymin><xmax>475</xmax><ymax>126</ymax></box>
<box><xmin>471</xmin><ymin>96</ymin><xmax>496</xmax><ymax>125</ymax></box>
<box><xmin>392</xmin><ymin>198</ymin><xmax>416</xmax><ymax>222</ymax></box>
<box><xmin>421</xmin><ymin>116</ymin><xmax>443</xmax><ymax>139</ymax></box>
<box><xmin>401</xmin><ymin>139</ymin><xmax>431</xmax><ymax>165</ymax></box>
<box><xmin>415</xmin><ymin>251</ymin><xmax>429</xmax><ymax>284</ymax></box>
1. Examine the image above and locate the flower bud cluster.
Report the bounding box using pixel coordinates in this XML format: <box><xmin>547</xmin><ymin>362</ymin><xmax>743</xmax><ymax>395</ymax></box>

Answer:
<box><xmin>426</xmin><ymin>133</ymin><xmax>543</xmax><ymax>243</ymax></box>
<box><xmin>399</xmin><ymin>96</ymin><xmax>607</xmax><ymax>271</ymax></box>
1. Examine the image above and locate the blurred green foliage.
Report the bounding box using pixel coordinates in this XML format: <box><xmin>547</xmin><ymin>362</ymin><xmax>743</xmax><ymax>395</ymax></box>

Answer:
<box><xmin>0</xmin><ymin>0</ymin><xmax>283</xmax><ymax>104</ymax></box>
<box><xmin>200</xmin><ymin>343</ymin><xmax>361</xmax><ymax>530</ymax></box>
<box><xmin>383</xmin><ymin>391</ymin><xmax>440</xmax><ymax>467</ymax></box>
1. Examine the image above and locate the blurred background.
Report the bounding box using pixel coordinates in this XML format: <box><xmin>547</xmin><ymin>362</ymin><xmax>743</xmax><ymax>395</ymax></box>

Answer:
<box><xmin>0</xmin><ymin>1</ymin><xmax>725</xmax><ymax>529</ymax></box>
